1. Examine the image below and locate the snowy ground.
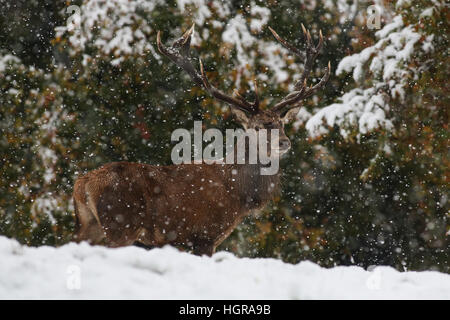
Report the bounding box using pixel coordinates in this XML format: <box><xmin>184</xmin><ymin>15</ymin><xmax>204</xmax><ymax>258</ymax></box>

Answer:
<box><xmin>0</xmin><ymin>236</ymin><xmax>449</xmax><ymax>299</ymax></box>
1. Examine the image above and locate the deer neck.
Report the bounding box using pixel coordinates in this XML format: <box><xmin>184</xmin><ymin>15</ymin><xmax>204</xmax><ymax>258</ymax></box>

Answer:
<box><xmin>230</xmin><ymin>135</ymin><xmax>281</xmax><ymax>211</ymax></box>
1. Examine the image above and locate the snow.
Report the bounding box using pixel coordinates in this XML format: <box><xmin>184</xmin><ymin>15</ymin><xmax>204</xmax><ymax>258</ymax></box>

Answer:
<box><xmin>55</xmin><ymin>0</ymin><xmax>296</xmax><ymax>87</ymax></box>
<box><xmin>221</xmin><ymin>12</ymin><xmax>292</xmax><ymax>85</ymax></box>
<box><xmin>375</xmin><ymin>15</ymin><xmax>404</xmax><ymax>39</ymax></box>
<box><xmin>249</xmin><ymin>5</ymin><xmax>271</xmax><ymax>33</ymax></box>
<box><xmin>0</xmin><ymin>236</ymin><xmax>449</xmax><ymax>299</ymax></box>
<box><xmin>55</xmin><ymin>0</ymin><xmax>163</xmax><ymax>59</ymax></box>
<box><xmin>419</xmin><ymin>7</ymin><xmax>434</xmax><ymax>18</ymax></box>
<box><xmin>0</xmin><ymin>54</ymin><xmax>20</xmax><ymax>71</ymax></box>
<box><xmin>298</xmin><ymin>11</ymin><xmax>432</xmax><ymax>139</ymax></box>
<box><xmin>176</xmin><ymin>0</ymin><xmax>213</xmax><ymax>25</ymax></box>
<box><xmin>222</xmin><ymin>15</ymin><xmax>255</xmax><ymax>66</ymax></box>
<box><xmin>304</xmin><ymin>88</ymin><xmax>393</xmax><ymax>139</ymax></box>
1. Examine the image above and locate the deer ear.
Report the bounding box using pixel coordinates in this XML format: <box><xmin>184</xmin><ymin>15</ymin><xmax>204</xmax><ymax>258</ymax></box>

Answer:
<box><xmin>281</xmin><ymin>107</ymin><xmax>300</xmax><ymax>124</ymax></box>
<box><xmin>230</xmin><ymin>108</ymin><xmax>250</xmax><ymax>128</ymax></box>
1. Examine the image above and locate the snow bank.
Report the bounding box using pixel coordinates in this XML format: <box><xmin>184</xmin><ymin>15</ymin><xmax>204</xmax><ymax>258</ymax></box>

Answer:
<box><xmin>0</xmin><ymin>236</ymin><xmax>448</xmax><ymax>299</ymax></box>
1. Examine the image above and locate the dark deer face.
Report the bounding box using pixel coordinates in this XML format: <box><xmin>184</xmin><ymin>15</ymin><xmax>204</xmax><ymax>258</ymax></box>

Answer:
<box><xmin>157</xmin><ymin>24</ymin><xmax>330</xmax><ymax>158</ymax></box>
<box><xmin>230</xmin><ymin>108</ymin><xmax>298</xmax><ymax>156</ymax></box>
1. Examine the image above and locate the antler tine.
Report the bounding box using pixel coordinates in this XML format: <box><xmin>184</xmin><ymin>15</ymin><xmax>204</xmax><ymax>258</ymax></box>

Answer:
<box><xmin>268</xmin><ymin>27</ymin><xmax>302</xmax><ymax>57</ymax></box>
<box><xmin>272</xmin><ymin>61</ymin><xmax>331</xmax><ymax>113</ymax></box>
<box><xmin>269</xmin><ymin>26</ymin><xmax>330</xmax><ymax>114</ymax></box>
<box><xmin>253</xmin><ymin>78</ymin><xmax>260</xmax><ymax>109</ymax></box>
<box><xmin>301</xmin><ymin>23</ymin><xmax>307</xmax><ymax>36</ymax></box>
<box><xmin>271</xmin><ymin>81</ymin><xmax>307</xmax><ymax>112</ymax></box>
<box><xmin>157</xmin><ymin>27</ymin><xmax>258</xmax><ymax>114</ymax></box>
<box><xmin>303</xmin><ymin>61</ymin><xmax>331</xmax><ymax>98</ymax></box>
<box><xmin>157</xmin><ymin>30</ymin><xmax>203</xmax><ymax>88</ymax></box>
<box><xmin>174</xmin><ymin>23</ymin><xmax>195</xmax><ymax>56</ymax></box>
<box><xmin>295</xmin><ymin>26</ymin><xmax>323</xmax><ymax>90</ymax></box>
<box><xmin>200</xmin><ymin>59</ymin><xmax>255</xmax><ymax>110</ymax></box>
<box><xmin>199</xmin><ymin>59</ymin><xmax>211</xmax><ymax>89</ymax></box>
<box><xmin>317</xmin><ymin>30</ymin><xmax>324</xmax><ymax>51</ymax></box>
<box><xmin>173</xmin><ymin>23</ymin><xmax>195</xmax><ymax>47</ymax></box>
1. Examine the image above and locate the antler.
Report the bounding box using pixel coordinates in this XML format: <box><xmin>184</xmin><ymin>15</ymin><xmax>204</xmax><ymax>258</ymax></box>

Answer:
<box><xmin>269</xmin><ymin>25</ymin><xmax>330</xmax><ymax>114</ymax></box>
<box><xmin>157</xmin><ymin>25</ymin><xmax>259</xmax><ymax>114</ymax></box>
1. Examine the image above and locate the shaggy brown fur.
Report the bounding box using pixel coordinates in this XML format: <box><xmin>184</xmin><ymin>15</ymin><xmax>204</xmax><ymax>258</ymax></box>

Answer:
<box><xmin>73</xmin><ymin>161</ymin><xmax>279</xmax><ymax>256</ymax></box>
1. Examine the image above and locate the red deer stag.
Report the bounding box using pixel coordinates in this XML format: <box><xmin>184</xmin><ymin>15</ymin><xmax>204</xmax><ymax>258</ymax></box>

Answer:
<box><xmin>72</xmin><ymin>25</ymin><xmax>330</xmax><ymax>256</ymax></box>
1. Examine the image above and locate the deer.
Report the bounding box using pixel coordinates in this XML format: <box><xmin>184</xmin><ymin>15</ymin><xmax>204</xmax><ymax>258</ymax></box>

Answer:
<box><xmin>72</xmin><ymin>24</ymin><xmax>330</xmax><ymax>256</ymax></box>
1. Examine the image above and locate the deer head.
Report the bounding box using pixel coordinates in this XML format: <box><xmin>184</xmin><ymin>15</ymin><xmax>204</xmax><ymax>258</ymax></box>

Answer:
<box><xmin>157</xmin><ymin>24</ymin><xmax>330</xmax><ymax>157</ymax></box>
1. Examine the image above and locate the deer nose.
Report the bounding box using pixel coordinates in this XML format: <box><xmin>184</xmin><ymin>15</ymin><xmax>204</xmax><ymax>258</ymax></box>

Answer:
<box><xmin>279</xmin><ymin>139</ymin><xmax>291</xmax><ymax>150</ymax></box>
